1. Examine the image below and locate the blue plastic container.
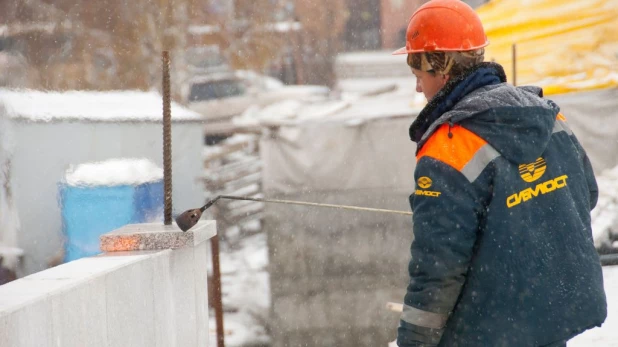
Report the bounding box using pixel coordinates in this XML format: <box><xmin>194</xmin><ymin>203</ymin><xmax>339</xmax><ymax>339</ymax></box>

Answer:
<box><xmin>59</xmin><ymin>181</ymin><xmax>163</xmax><ymax>262</ymax></box>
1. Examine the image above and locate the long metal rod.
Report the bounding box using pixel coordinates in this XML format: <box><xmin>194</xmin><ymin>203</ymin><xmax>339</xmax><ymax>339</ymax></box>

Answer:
<box><xmin>162</xmin><ymin>51</ymin><xmax>173</xmax><ymax>225</ymax></box>
<box><xmin>210</xmin><ymin>195</ymin><xmax>413</xmax><ymax>216</ymax></box>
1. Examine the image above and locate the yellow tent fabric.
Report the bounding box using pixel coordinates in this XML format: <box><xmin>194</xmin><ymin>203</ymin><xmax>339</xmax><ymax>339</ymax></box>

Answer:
<box><xmin>476</xmin><ymin>0</ymin><xmax>618</xmax><ymax>95</ymax></box>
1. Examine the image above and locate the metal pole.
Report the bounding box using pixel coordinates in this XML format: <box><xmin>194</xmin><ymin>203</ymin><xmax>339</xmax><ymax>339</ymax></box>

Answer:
<box><xmin>162</xmin><ymin>51</ymin><xmax>173</xmax><ymax>225</ymax></box>
<box><xmin>211</xmin><ymin>234</ymin><xmax>225</xmax><ymax>347</ymax></box>
<box><xmin>512</xmin><ymin>43</ymin><xmax>517</xmax><ymax>87</ymax></box>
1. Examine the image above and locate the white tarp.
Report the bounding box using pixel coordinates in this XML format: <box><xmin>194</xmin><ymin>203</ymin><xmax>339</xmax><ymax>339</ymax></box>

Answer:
<box><xmin>549</xmin><ymin>88</ymin><xmax>618</xmax><ymax>173</ymax></box>
<box><xmin>260</xmin><ymin>87</ymin><xmax>618</xmax><ymax>194</ymax></box>
<box><xmin>261</xmin><ymin>116</ymin><xmax>417</xmax><ymax>194</ymax></box>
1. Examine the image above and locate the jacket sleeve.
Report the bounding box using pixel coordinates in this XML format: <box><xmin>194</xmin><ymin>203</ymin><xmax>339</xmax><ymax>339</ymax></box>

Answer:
<box><xmin>575</xmin><ymin>140</ymin><xmax>598</xmax><ymax>210</ymax></box>
<box><xmin>398</xmin><ymin>156</ymin><xmax>488</xmax><ymax>347</ymax></box>
<box><xmin>557</xmin><ymin>115</ymin><xmax>598</xmax><ymax>210</ymax></box>
<box><xmin>582</xmin><ymin>152</ymin><xmax>598</xmax><ymax>210</ymax></box>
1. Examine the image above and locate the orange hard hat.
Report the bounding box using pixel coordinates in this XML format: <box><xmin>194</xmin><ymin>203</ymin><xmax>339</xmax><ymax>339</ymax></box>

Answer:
<box><xmin>392</xmin><ymin>0</ymin><xmax>489</xmax><ymax>55</ymax></box>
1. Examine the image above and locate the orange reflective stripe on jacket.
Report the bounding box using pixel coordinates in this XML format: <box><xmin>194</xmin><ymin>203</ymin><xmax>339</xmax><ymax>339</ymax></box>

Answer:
<box><xmin>417</xmin><ymin>124</ymin><xmax>488</xmax><ymax>171</ymax></box>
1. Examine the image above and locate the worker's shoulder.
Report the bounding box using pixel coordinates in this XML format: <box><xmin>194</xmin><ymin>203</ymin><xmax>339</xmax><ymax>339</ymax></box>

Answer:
<box><xmin>417</xmin><ymin>124</ymin><xmax>498</xmax><ymax>181</ymax></box>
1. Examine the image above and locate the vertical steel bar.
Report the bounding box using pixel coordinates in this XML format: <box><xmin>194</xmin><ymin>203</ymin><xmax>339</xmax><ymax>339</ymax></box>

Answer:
<box><xmin>162</xmin><ymin>51</ymin><xmax>173</xmax><ymax>225</ymax></box>
<box><xmin>211</xmin><ymin>234</ymin><xmax>225</xmax><ymax>347</ymax></box>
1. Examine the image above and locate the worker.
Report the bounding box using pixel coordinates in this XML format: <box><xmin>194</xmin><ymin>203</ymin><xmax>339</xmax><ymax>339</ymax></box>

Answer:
<box><xmin>392</xmin><ymin>0</ymin><xmax>607</xmax><ymax>346</ymax></box>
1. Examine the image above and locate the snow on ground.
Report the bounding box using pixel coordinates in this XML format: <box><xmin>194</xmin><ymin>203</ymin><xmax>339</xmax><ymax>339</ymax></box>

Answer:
<box><xmin>64</xmin><ymin>158</ymin><xmax>163</xmax><ymax>187</ymax></box>
<box><xmin>592</xmin><ymin>165</ymin><xmax>618</xmax><ymax>250</ymax></box>
<box><xmin>570</xmin><ymin>265</ymin><xmax>618</xmax><ymax>346</ymax></box>
<box><xmin>209</xmin><ymin>233</ymin><xmax>271</xmax><ymax>347</ymax></box>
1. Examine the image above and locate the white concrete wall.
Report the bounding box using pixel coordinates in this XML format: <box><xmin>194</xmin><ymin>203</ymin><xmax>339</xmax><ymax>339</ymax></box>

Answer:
<box><xmin>0</xmin><ymin>222</ymin><xmax>214</xmax><ymax>347</ymax></box>
<box><xmin>7</xmin><ymin>120</ymin><xmax>204</xmax><ymax>275</ymax></box>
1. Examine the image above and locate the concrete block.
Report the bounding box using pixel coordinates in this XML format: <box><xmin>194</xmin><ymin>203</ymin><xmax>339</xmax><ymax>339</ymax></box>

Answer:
<box><xmin>100</xmin><ymin>221</ymin><xmax>216</xmax><ymax>252</ymax></box>
<box><xmin>0</xmin><ymin>296</ymin><xmax>53</xmax><ymax>347</ymax></box>
<box><xmin>193</xmin><ymin>242</ymin><xmax>210</xmax><ymax>346</ymax></box>
<box><xmin>104</xmin><ymin>255</ymin><xmax>157</xmax><ymax>347</ymax></box>
<box><xmin>169</xmin><ymin>246</ymin><xmax>197</xmax><ymax>347</ymax></box>
<box><xmin>51</xmin><ymin>276</ymin><xmax>107</xmax><ymax>347</ymax></box>
<box><xmin>0</xmin><ymin>277</ymin><xmax>76</xmax><ymax>313</ymax></box>
<box><xmin>0</xmin><ymin>221</ymin><xmax>216</xmax><ymax>347</ymax></box>
<box><xmin>151</xmin><ymin>250</ymin><xmax>176</xmax><ymax>347</ymax></box>
<box><xmin>29</xmin><ymin>253</ymin><xmax>151</xmax><ymax>280</ymax></box>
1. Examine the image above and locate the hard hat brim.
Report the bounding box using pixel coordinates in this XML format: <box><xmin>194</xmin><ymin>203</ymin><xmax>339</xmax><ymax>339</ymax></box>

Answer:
<box><xmin>392</xmin><ymin>46</ymin><xmax>408</xmax><ymax>55</ymax></box>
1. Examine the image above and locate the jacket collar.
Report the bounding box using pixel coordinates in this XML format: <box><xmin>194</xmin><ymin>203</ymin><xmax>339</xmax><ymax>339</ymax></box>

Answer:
<box><xmin>409</xmin><ymin>62</ymin><xmax>507</xmax><ymax>144</ymax></box>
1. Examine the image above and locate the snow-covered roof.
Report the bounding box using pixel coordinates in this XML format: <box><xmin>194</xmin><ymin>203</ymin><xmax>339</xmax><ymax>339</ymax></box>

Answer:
<box><xmin>336</xmin><ymin>51</ymin><xmax>407</xmax><ymax>65</ymax></box>
<box><xmin>64</xmin><ymin>158</ymin><xmax>163</xmax><ymax>187</ymax></box>
<box><xmin>232</xmin><ymin>81</ymin><xmax>423</xmax><ymax>127</ymax></box>
<box><xmin>0</xmin><ymin>89</ymin><xmax>203</xmax><ymax>122</ymax></box>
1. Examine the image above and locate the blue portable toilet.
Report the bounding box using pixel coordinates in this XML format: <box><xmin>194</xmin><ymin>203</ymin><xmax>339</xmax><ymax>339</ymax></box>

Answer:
<box><xmin>59</xmin><ymin>158</ymin><xmax>164</xmax><ymax>262</ymax></box>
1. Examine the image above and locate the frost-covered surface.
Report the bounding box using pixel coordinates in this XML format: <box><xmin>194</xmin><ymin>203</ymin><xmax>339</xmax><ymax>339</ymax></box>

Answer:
<box><xmin>591</xmin><ymin>165</ymin><xmax>618</xmax><ymax>250</ymax></box>
<box><xmin>0</xmin><ymin>89</ymin><xmax>202</xmax><ymax>122</ymax></box>
<box><xmin>64</xmin><ymin>158</ymin><xmax>163</xmax><ymax>187</ymax></box>
<box><xmin>208</xmin><ymin>233</ymin><xmax>270</xmax><ymax>347</ymax></box>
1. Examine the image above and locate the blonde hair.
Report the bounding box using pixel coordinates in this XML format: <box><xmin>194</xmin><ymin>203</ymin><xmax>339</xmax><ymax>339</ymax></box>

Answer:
<box><xmin>407</xmin><ymin>49</ymin><xmax>485</xmax><ymax>77</ymax></box>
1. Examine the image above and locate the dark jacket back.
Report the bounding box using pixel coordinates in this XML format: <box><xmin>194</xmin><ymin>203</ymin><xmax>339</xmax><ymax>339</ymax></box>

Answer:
<box><xmin>398</xmin><ymin>63</ymin><xmax>607</xmax><ymax>347</ymax></box>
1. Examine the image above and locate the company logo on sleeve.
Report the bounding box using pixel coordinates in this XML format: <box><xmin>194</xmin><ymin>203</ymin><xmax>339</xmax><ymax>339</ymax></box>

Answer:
<box><xmin>507</xmin><ymin>157</ymin><xmax>568</xmax><ymax>208</ymax></box>
<box><xmin>417</xmin><ymin>176</ymin><xmax>433</xmax><ymax>189</ymax></box>
<box><xmin>416</xmin><ymin>176</ymin><xmax>441</xmax><ymax>198</ymax></box>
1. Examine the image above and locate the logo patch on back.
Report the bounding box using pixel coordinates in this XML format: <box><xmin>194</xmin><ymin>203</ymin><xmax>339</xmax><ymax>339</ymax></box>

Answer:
<box><xmin>519</xmin><ymin>158</ymin><xmax>546</xmax><ymax>182</ymax></box>
<box><xmin>508</xmin><ymin>157</ymin><xmax>568</xmax><ymax>208</ymax></box>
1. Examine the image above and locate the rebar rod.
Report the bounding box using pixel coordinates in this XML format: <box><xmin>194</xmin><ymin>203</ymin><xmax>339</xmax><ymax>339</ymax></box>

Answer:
<box><xmin>162</xmin><ymin>51</ymin><xmax>173</xmax><ymax>225</ymax></box>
